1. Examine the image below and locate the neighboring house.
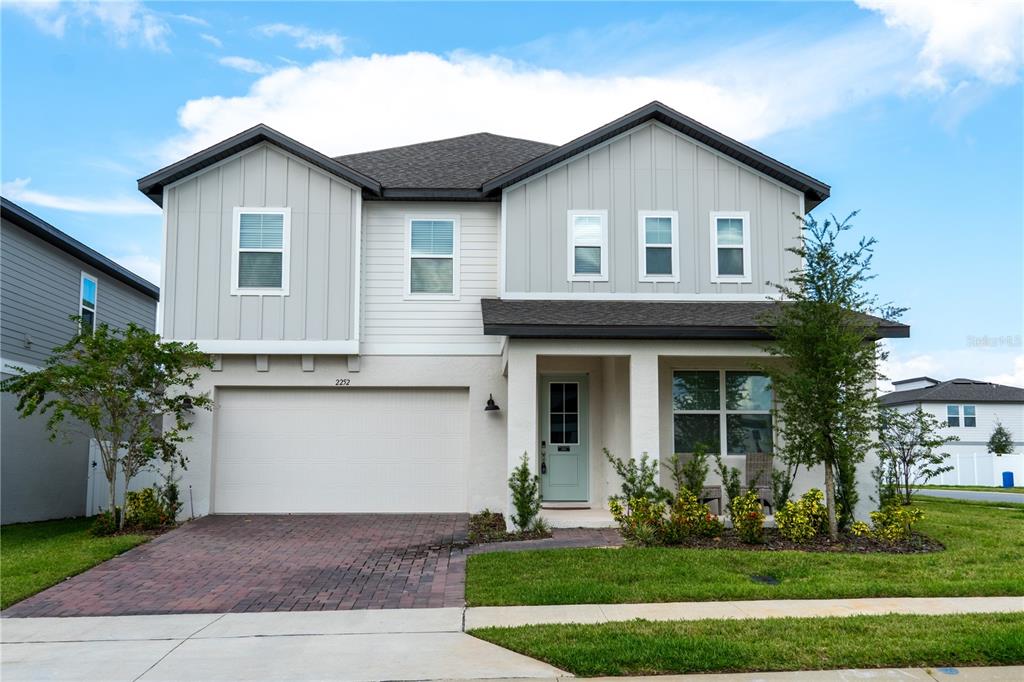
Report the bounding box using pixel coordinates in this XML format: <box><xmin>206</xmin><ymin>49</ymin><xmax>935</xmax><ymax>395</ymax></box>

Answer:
<box><xmin>880</xmin><ymin>377</ymin><xmax>1024</xmax><ymax>487</ymax></box>
<box><xmin>1</xmin><ymin>198</ymin><xmax>159</xmax><ymax>524</ymax></box>
<box><xmin>137</xmin><ymin>101</ymin><xmax>908</xmax><ymax>523</ymax></box>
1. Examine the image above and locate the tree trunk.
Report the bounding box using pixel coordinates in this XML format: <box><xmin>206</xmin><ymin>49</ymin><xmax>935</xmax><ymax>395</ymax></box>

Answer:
<box><xmin>824</xmin><ymin>461</ymin><xmax>838</xmax><ymax>540</ymax></box>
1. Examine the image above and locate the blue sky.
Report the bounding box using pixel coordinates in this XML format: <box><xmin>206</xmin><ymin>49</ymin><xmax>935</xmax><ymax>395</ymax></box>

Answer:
<box><xmin>2</xmin><ymin>1</ymin><xmax>1022</xmax><ymax>388</ymax></box>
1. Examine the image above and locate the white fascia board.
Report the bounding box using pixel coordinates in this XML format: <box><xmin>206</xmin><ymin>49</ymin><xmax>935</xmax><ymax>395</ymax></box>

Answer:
<box><xmin>172</xmin><ymin>340</ymin><xmax>360</xmax><ymax>355</ymax></box>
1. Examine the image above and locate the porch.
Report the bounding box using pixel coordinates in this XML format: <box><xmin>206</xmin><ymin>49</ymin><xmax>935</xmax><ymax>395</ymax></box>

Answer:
<box><xmin>503</xmin><ymin>338</ymin><xmax>781</xmax><ymax>528</ymax></box>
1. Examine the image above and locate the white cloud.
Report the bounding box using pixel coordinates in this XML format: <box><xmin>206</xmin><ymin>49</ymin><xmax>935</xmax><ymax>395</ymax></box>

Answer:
<box><xmin>160</xmin><ymin>30</ymin><xmax>910</xmax><ymax>163</ymax></box>
<box><xmin>200</xmin><ymin>33</ymin><xmax>222</xmax><ymax>49</ymax></box>
<box><xmin>857</xmin><ymin>0</ymin><xmax>1023</xmax><ymax>89</ymax></box>
<box><xmin>112</xmin><ymin>252</ymin><xmax>160</xmax><ymax>285</ymax></box>
<box><xmin>879</xmin><ymin>346</ymin><xmax>1024</xmax><ymax>393</ymax></box>
<box><xmin>257</xmin><ymin>23</ymin><xmax>343</xmax><ymax>56</ymax></box>
<box><xmin>1</xmin><ymin>178</ymin><xmax>160</xmax><ymax>216</ymax></box>
<box><xmin>218</xmin><ymin>56</ymin><xmax>270</xmax><ymax>75</ymax></box>
<box><xmin>8</xmin><ymin>1</ymin><xmax>172</xmax><ymax>51</ymax></box>
<box><xmin>172</xmin><ymin>13</ymin><xmax>208</xmax><ymax>27</ymax></box>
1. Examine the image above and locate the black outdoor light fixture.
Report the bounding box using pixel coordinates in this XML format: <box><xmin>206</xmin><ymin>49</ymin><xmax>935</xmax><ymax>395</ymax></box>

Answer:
<box><xmin>484</xmin><ymin>394</ymin><xmax>500</xmax><ymax>412</ymax></box>
<box><xmin>181</xmin><ymin>396</ymin><xmax>194</xmax><ymax>411</ymax></box>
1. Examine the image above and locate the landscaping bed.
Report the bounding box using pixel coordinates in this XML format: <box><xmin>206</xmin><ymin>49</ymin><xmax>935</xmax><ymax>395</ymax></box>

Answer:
<box><xmin>468</xmin><ymin>509</ymin><xmax>552</xmax><ymax>545</ymax></box>
<box><xmin>470</xmin><ymin>612</ymin><xmax>1024</xmax><ymax>676</ymax></box>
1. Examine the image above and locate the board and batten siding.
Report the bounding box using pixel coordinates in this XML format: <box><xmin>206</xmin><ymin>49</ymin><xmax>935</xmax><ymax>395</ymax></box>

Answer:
<box><xmin>1</xmin><ymin>218</ymin><xmax>156</xmax><ymax>368</ymax></box>
<box><xmin>503</xmin><ymin>121</ymin><xmax>803</xmax><ymax>296</ymax></box>
<box><xmin>162</xmin><ymin>143</ymin><xmax>359</xmax><ymax>343</ymax></box>
<box><xmin>361</xmin><ymin>202</ymin><xmax>500</xmax><ymax>355</ymax></box>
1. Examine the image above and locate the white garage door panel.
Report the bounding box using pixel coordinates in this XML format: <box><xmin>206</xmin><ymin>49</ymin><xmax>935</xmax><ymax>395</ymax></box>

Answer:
<box><xmin>214</xmin><ymin>388</ymin><xmax>470</xmax><ymax>513</ymax></box>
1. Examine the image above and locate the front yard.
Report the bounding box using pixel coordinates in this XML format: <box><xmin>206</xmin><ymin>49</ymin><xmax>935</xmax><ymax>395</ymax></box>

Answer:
<box><xmin>0</xmin><ymin>517</ymin><xmax>149</xmax><ymax>609</ymax></box>
<box><xmin>471</xmin><ymin>612</ymin><xmax>1024</xmax><ymax>676</ymax></box>
<box><xmin>466</xmin><ymin>497</ymin><xmax>1024</xmax><ymax>606</ymax></box>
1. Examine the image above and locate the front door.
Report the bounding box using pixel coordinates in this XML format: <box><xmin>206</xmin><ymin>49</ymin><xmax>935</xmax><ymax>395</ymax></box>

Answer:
<box><xmin>540</xmin><ymin>375</ymin><xmax>589</xmax><ymax>502</ymax></box>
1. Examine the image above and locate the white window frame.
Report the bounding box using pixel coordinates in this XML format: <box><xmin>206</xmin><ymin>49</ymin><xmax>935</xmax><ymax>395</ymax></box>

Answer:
<box><xmin>671</xmin><ymin>369</ymin><xmax>773</xmax><ymax>457</ymax></box>
<box><xmin>567</xmin><ymin>209</ymin><xmax>609</xmax><ymax>282</ymax></box>
<box><xmin>230</xmin><ymin>207</ymin><xmax>291</xmax><ymax>296</ymax></box>
<box><xmin>638</xmin><ymin>210</ymin><xmax>680</xmax><ymax>283</ymax></box>
<box><xmin>79</xmin><ymin>272</ymin><xmax>98</xmax><ymax>331</ymax></box>
<box><xmin>709</xmin><ymin>211</ymin><xmax>752</xmax><ymax>283</ymax></box>
<box><xmin>947</xmin><ymin>404</ymin><xmax>977</xmax><ymax>428</ymax></box>
<box><xmin>404</xmin><ymin>215</ymin><xmax>461</xmax><ymax>301</ymax></box>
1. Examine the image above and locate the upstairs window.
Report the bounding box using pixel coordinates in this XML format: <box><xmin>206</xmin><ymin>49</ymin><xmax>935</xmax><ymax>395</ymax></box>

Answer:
<box><xmin>710</xmin><ymin>212</ymin><xmax>751</xmax><ymax>283</ymax></box>
<box><xmin>232</xmin><ymin>208</ymin><xmax>290</xmax><ymax>296</ymax></box>
<box><xmin>568</xmin><ymin>210</ymin><xmax>608</xmax><ymax>282</ymax></box>
<box><xmin>947</xmin><ymin>405</ymin><xmax>977</xmax><ymax>427</ymax></box>
<box><xmin>407</xmin><ymin>217</ymin><xmax>459</xmax><ymax>298</ymax></box>
<box><xmin>638</xmin><ymin>211</ymin><xmax>679</xmax><ymax>282</ymax></box>
<box><xmin>80</xmin><ymin>273</ymin><xmax>97</xmax><ymax>331</ymax></box>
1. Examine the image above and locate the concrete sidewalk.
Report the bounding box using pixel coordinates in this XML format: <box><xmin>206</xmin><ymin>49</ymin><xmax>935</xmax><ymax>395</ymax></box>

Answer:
<box><xmin>0</xmin><ymin>609</ymin><xmax>566</xmax><ymax>681</ymax></box>
<box><xmin>464</xmin><ymin>595</ymin><xmax>1024</xmax><ymax>629</ymax></box>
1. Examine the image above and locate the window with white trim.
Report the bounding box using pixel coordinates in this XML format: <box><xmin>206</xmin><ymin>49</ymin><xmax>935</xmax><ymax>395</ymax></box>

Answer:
<box><xmin>80</xmin><ymin>272</ymin><xmax>97</xmax><ymax>331</ymax></box>
<box><xmin>231</xmin><ymin>208</ymin><xmax>290</xmax><ymax>295</ymax></box>
<box><xmin>406</xmin><ymin>217</ymin><xmax>459</xmax><ymax>297</ymax></box>
<box><xmin>710</xmin><ymin>211</ymin><xmax>751</xmax><ymax>282</ymax></box>
<box><xmin>672</xmin><ymin>370</ymin><xmax>773</xmax><ymax>456</ymax></box>
<box><xmin>638</xmin><ymin>211</ymin><xmax>679</xmax><ymax>282</ymax></box>
<box><xmin>567</xmin><ymin>210</ymin><xmax>608</xmax><ymax>282</ymax></box>
<box><xmin>947</xmin><ymin>404</ymin><xmax>976</xmax><ymax>427</ymax></box>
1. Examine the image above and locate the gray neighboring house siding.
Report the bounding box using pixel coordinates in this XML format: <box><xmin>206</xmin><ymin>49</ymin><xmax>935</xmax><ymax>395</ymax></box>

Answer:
<box><xmin>1</xmin><ymin>202</ymin><xmax>158</xmax><ymax>524</ymax></box>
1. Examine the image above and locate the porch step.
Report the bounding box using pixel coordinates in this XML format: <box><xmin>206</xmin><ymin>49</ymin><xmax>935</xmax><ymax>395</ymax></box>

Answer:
<box><xmin>541</xmin><ymin>507</ymin><xmax>616</xmax><ymax>529</ymax></box>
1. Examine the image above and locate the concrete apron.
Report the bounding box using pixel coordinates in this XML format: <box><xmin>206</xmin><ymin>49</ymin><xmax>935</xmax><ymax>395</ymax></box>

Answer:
<box><xmin>0</xmin><ymin>609</ymin><xmax>566</xmax><ymax>682</ymax></box>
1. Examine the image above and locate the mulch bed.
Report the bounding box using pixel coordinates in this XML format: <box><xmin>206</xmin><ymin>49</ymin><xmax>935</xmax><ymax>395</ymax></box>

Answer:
<box><xmin>639</xmin><ymin>529</ymin><xmax>944</xmax><ymax>554</ymax></box>
<box><xmin>468</xmin><ymin>511</ymin><xmax>553</xmax><ymax>545</ymax></box>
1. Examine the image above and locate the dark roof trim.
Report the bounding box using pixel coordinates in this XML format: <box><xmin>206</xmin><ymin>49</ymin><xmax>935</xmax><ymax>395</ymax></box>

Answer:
<box><xmin>892</xmin><ymin>376</ymin><xmax>939</xmax><ymax>385</ymax></box>
<box><xmin>481</xmin><ymin>101</ymin><xmax>831</xmax><ymax>210</ymax></box>
<box><xmin>371</xmin><ymin>188</ymin><xmax>498</xmax><ymax>201</ymax></box>
<box><xmin>1</xmin><ymin>197</ymin><xmax>159</xmax><ymax>300</ymax></box>
<box><xmin>485</xmin><ymin>323</ymin><xmax>909</xmax><ymax>341</ymax></box>
<box><xmin>138</xmin><ymin>124</ymin><xmax>382</xmax><ymax>206</ymax></box>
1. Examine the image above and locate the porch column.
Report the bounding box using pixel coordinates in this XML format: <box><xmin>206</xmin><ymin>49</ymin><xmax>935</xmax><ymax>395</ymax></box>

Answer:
<box><xmin>506</xmin><ymin>343</ymin><xmax>538</xmax><ymax>528</ymax></box>
<box><xmin>629</xmin><ymin>351</ymin><xmax>661</xmax><ymax>482</ymax></box>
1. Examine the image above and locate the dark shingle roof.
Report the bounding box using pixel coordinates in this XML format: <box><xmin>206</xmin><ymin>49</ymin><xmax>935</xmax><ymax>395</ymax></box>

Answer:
<box><xmin>1</xmin><ymin>197</ymin><xmax>159</xmax><ymax>300</ymax></box>
<box><xmin>880</xmin><ymin>378</ymin><xmax>1024</xmax><ymax>406</ymax></box>
<box><xmin>334</xmin><ymin>133</ymin><xmax>556</xmax><ymax>194</ymax></box>
<box><xmin>481</xmin><ymin>299</ymin><xmax>908</xmax><ymax>340</ymax></box>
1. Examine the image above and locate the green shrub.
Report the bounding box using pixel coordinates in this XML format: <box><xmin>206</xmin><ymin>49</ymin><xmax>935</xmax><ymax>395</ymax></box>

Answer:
<box><xmin>609</xmin><ymin>496</ymin><xmax>666</xmax><ymax>546</ymax></box>
<box><xmin>713</xmin><ymin>453</ymin><xmax>742</xmax><ymax>514</ymax></box>
<box><xmin>90</xmin><ymin>507</ymin><xmax>120</xmax><ymax>536</ymax></box>
<box><xmin>606</xmin><ymin>449</ymin><xmax>669</xmax><ymax>510</ymax></box>
<box><xmin>868</xmin><ymin>504</ymin><xmax>925</xmax><ymax>544</ymax></box>
<box><xmin>775</xmin><ymin>488</ymin><xmax>828</xmax><ymax>543</ymax></box>
<box><xmin>508</xmin><ymin>452</ymin><xmax>542</xmax><ymax>531</ymax></box>
<box><xmin>124</xmin><ymin>488</ymin><xmax>166</xmax><ymax>530</ymax></box>
<box><xmin>664</xmin><ymin>445</ymin><xmax>710</xmax><ymax>500</ymax></box>
<box><xmin>663</xmin><ymin>489</ymin><xmax>723</xmax><ymax>543</ymax></box>
<box><xmin>730</xmin><ymin>490</ymin><xmax>765</xmax><ymax>544</ymax></box>
<box><xmin>155</xmin><ymin>462</ymin><xmax>183</xmax><ymax>520</ymax></box>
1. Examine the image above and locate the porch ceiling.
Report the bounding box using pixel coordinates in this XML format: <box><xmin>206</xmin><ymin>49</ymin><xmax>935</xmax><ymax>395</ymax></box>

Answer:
<box><xmin>481</xmin><ymin>298</ymin><xmax>910</xmax><ymax>340</ymax></box>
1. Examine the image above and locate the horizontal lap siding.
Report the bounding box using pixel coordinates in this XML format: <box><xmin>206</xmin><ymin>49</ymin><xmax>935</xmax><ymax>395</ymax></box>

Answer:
<box><xmin>504</xmin><ymin>121</ymin><xmax>803</xmax><ymax>295</ymax></box>
<box><xmin>163</xmin><ymin>144</ymin><xmax>358</xmax><ymax>343</ymax></box>
<box><xmin>1</xmin><ymin>219</ymin><xmax>156</xmax><ymax>367</ymax></box>
<box><xmin>361</xmin><ymin>202</ymin><xmax>499</xmax><ymax>354</ymax></box>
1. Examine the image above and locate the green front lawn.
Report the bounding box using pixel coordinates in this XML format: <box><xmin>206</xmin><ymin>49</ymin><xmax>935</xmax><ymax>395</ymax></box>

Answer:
<box><xmin>466</xmin><ymin>498</ymin><xmax>1024</xmax><ymax>606</ymax></box>
<box><xmin>471</xmin><ymin>613</ymin><xmax>1024</xmax><ymax>676</ymax></box>
<box><xmin>1</xmin><ymin>517</ymin><xmax>149</xmax><ymax>609</ymax></box>
<box><xmin>921</xmin><ymin>484</ymin><xmax>1024</xmax><ymax>494</ymax></box>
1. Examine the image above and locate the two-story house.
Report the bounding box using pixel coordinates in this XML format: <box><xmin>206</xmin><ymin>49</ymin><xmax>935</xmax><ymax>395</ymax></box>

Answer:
<box><xmin>881</xmin><ymin>376</ymin><xmax>1024</xmax><ymax>487</ymax></box>
<box><xmin>137</xmin><ymin>101</ymin><xmax>908</xmax><ymax>523</ymax></box>
<box><xmin>1</xmin><ymin>198</ymin><xmax>159</xmax><ymax>523</ymax></box>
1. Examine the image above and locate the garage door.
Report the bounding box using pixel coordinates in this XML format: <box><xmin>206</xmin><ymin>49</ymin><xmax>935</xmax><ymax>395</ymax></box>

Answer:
<box><xmin>213</xmin><ymin>388</ymin><xmax>469</xmax><ymax>513</ymax></box>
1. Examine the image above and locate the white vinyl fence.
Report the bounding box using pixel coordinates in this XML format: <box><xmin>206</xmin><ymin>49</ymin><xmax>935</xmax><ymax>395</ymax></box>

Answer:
<box><xmin>924</xmin><ymin>452</ymin><xmax>1024</xmax><ymax>487</ymax></box>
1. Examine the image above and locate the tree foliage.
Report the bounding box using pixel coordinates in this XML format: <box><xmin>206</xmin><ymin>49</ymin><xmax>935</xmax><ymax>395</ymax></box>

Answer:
<box><xmin>760</xmin><ymin>212</ymin><xmax>904</xmax><ymax>539</ymax></box>
<box><xmin>877</xmin><ymin>407</ymin><xmax>958</xmax><ymax>505</ymax></box>
<box><xmin>508</xmin><ymin>452</ymin><xmax>542</xmax><ymax>531</ymax></box>
<box><xmin>1</xmin><ymin>321</ymin><xmax>212</xmax><ymax>528</ymax></box>
<box><xmin>987</xmin><ymin>422</ymin><xmax>1015</xmax><ymax>456</ymax></box>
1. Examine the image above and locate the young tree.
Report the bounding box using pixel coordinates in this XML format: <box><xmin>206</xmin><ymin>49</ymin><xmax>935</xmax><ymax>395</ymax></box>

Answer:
<box><xmin>760</xmin><ymin>212</ymin><xmax>904</xmax><ymax>540</ymax></box>
<box><xmin>877</xmin><ymin>407</ymin><xmax>958</xmax><ymax>504</ymax></box>
<box><xmin>1</xmin><ymin>321</ymin><xmax>212</xmax><ymax>528</ymax></box>
<box><xmin>988</xmin><ymin>422</ymin><xmax>1015</xmax><ymax>456</ymax></box>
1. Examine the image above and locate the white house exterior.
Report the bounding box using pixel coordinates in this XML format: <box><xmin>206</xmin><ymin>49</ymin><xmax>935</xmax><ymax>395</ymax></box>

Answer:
<box><xmin>138</xmin><ymin>102</ymin><xmax>908</xmax><ymax>524</ymax></box>
<box><xmin>880</xmin><ymin>377</ymin><xmax>1024</xmax><ymax>487</ymax></box>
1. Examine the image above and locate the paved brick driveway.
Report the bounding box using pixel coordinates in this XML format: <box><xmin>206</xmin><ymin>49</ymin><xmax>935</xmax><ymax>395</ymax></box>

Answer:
<box><xmin>4</xmin><ymin>514</ymin><xmax>468</xmax><ymax>618</ymax></box>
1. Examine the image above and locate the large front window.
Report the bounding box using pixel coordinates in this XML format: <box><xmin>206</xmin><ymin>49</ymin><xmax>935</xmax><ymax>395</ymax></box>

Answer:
<box><xmin>673</xmin><ymin>370</ymin><xmax>773</xmax><ymax>456</ymax></box>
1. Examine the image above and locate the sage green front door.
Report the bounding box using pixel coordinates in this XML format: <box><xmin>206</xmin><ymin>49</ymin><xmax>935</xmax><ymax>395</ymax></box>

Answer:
<box><xmin>540</xmin><ymin>375</ymin><xmax>589</xmax><ymax>502</ymax></box>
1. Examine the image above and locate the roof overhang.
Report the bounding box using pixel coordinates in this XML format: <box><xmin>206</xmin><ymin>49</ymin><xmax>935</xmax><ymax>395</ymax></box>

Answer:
<box><xmin>481</xmin><ymin>101</ymin><xmax>831</xmax><ymax>210</ymax></box>
<box><xmin>1</xmin><ymin>197</ymin><xmax>160</xmax><ymax>300</ymax></box>
<box><xmin>481</xmin><ymin>298</ymin><xmax>909</xmax><ymax>341</ymax></box>
<box><xmin>138</xmin><ymin>124</ymin><xmax>382</xmax><ymax>207</ymax></box>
